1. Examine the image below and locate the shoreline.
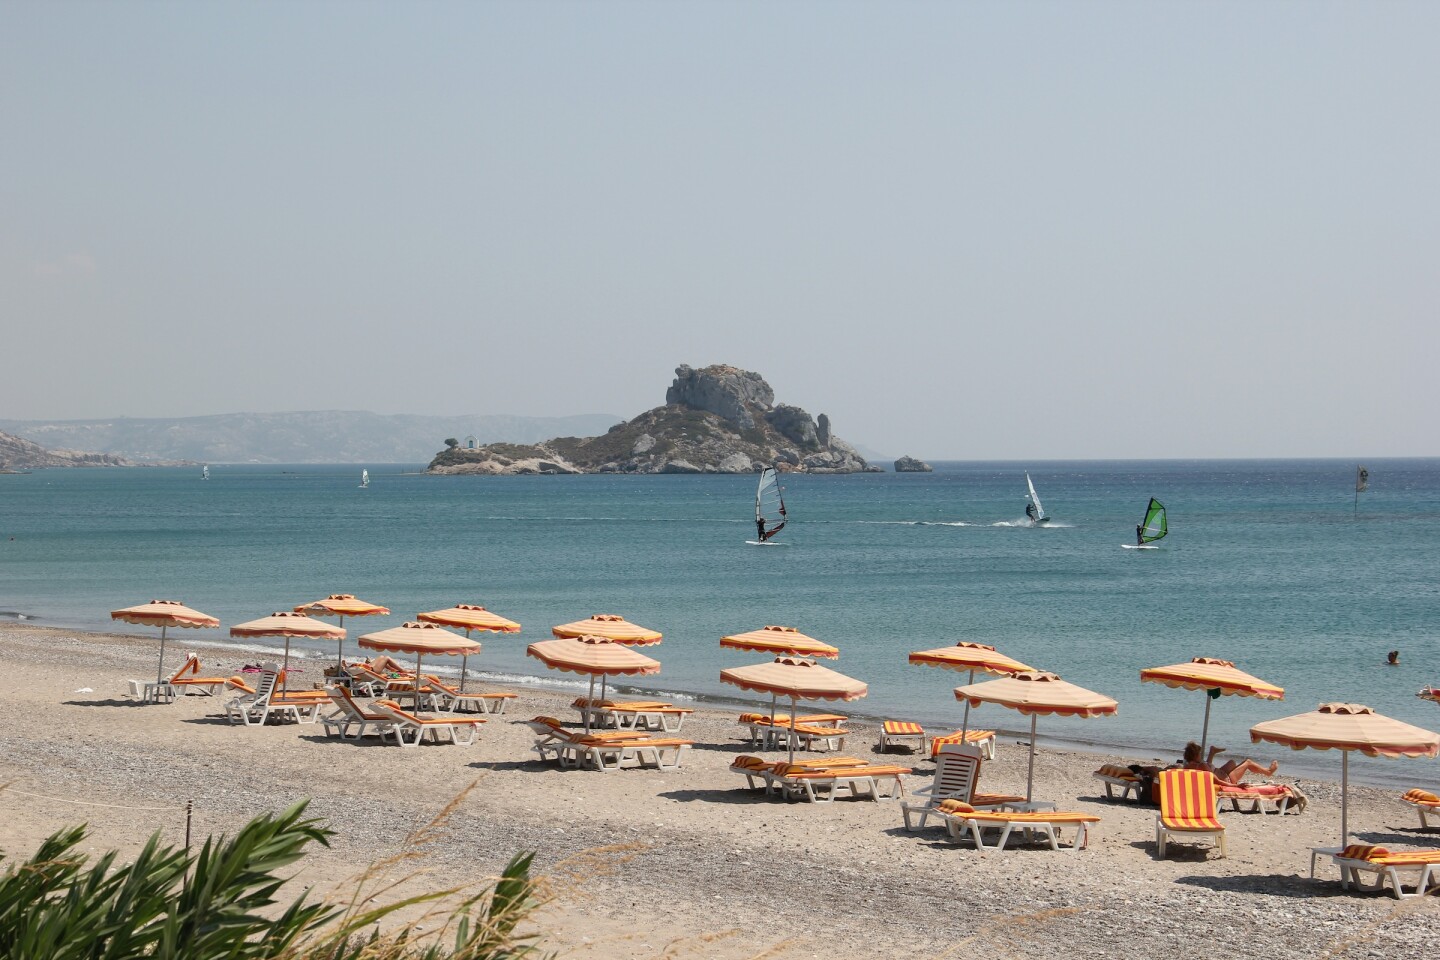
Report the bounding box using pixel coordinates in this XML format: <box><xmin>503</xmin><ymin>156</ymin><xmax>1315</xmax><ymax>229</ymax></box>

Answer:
<box><xmin>3</xmin><ymin>621</ymin><xmax>1439</xmax><ymax>956</ymax></box>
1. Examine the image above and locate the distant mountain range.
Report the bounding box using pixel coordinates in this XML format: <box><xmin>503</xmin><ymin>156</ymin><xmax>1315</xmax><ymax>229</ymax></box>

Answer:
<box><xmin>0</xmin><ymin>411</ymin><xmax>623</xmax><ymax>464</ymax></box>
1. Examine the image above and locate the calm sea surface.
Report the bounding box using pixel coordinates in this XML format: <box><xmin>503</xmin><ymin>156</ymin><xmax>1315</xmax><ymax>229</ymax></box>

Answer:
<box><xmin>2</xmin><ymin>459</ymin><xmax>1437</xmax><ymax>785</ymax></box>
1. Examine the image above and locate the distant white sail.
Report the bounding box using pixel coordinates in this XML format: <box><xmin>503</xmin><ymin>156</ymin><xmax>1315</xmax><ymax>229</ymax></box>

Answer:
<box><xmin>1025</xmin><ymin>472</ymin><xmax>1049</xmax><ymax>523</ymax></box>
<box><xmin>753</xmin><ymin>467</ymin><xmax>787</xmax><ymax>543</ymax></box>
<box><xmin>201</xmin><ymin>465</ymin><xmax>209</xmax><ymax>481</ymax></box>
<box><xmin>359</xmin><ymin>469</ymin><xmax>369</xmax><ymax>489</ymax></box>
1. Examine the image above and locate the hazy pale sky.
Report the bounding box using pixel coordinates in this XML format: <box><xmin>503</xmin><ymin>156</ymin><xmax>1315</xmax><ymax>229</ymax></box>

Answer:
<box><xmin>3</xmin><ymin>1</ymin><xmax>1436</xmax><ymax>459</ymax></box>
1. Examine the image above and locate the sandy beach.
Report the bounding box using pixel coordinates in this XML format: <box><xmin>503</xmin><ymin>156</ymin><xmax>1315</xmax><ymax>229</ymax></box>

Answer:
<box><xmin>2</xmin><ymin>622</ymin><xmax>1438</xmax><ymax>957</ymax></box>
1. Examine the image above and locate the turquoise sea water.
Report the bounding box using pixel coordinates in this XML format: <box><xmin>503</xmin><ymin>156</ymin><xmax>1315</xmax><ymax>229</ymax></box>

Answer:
<box><xmin>2</xmin><ymin>459</ymin><xmax>1437</xmax><ymax>785</ymax></box>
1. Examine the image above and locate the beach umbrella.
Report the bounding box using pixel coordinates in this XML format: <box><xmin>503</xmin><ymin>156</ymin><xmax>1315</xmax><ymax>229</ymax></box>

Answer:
<box><xmin>527</xmin><ymin>635</ymin><xmax>661</xmax><ymax>730</ymax></box>
<box><xmin>720</xmin><ymin>656</ymin><xmax>868</xmax><ymax>763</ymax></box>
<box><xmin>1140</xmin><ymin>657</ymin><xmax>1284</xmax><ymax>754</ymax></box>
<box><xmin>551</xmin><ymin>614</ymin><xmax>662</xmax><ymax>646</ymax></box>
<box><xmin>955</xmin><ymin>671</ymin><xmax>1118</xmax><ymax>803</ymax></box>
<box><xmin>293</xmin><ymin>594</ymin><xmax>391</xmax><ymax>668</ymax></box>
<box><xmin>230</xmin><ymin>612</ymin><xmax>345</xmax><ymax>694</ymax></box>
<box><xmin>721</xmin><ymin>625</ymin><xmax>839</xmax><ymax>659</ymax></box>
<box><xmin>1251</xmin><ymin>703</ymin><xmax>1439</xmax><ymax>848</ymax></box>
<box><xmin>358</xmin><ymin>621</ymin><xmax>482</xmax><ymax>716</ymax></box>
<box><xmin>417</xmin><ymin>603</ymin><xmax>521</xmax><ymax>692</ymax></box>
<box><xmin>111</xmin><ymin>600</ymin><xmax>220</xmax><ymax>685</ymax></box>
<box><xmin>909</xmin><ymin>641</ymin><xmax>1034</xmax><ymax>737</ymax></box>
<box><xmin>722</xmin><ymin>626</ymin><xmax>840</xmax><ymax>727</ymax></box>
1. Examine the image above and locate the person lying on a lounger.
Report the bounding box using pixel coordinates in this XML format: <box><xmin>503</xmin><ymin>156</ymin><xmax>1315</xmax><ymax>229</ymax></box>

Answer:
<box><xmin>1182</xmin><ymin>741</ymin><xmax>1278</xmax><ymax>784</ymax></box>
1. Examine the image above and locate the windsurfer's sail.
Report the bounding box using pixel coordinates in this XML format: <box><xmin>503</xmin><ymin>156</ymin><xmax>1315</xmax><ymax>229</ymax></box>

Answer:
<box><xmin>1137</xmin><ymin>498</ymin><xmax>1167</xmax><ymax>545</ymax></box>
<box><xmin>201</xmin><ymin>465</ymin><xmax>209</xmax><ymax>481</ymax></box>
<box><xmin>1025</xmin><ymin>473</ymin><xmax>1049</xmax><ymax>524</ymax></box>
<box><xmin>754</xmin><ymin>467</ymin><xmax>787</xmax><ymax>543</ymax></box>
<box><xmin>359</xmin><ymin>469</ymin><xmax>370</xmax><ymax>489</ymax></box>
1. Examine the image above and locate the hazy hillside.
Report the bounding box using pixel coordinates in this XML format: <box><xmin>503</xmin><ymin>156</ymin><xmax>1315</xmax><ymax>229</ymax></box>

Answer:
<box><xmin>0</xmin><ymin>411</ymin><xmax>621</xmax><ymax>464</ymax></box>
<box><xmin>0</xmin><ymin>430</ymin><xmax>127</xmax><ymax>470</ymax></box>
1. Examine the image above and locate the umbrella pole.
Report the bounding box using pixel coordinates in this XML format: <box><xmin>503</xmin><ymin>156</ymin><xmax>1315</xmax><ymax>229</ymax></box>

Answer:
<box><xmin>1025</xmin><ymin>715</ymin><xmax>1038</xmax><ymax>802</ymax></box>
<box><xmin>460</xmin><ymin>628</ymin><xmax>471</xmax><ymax>693</ymax></box>
<box><xmin>961</xmin><ymin>668</ymin><xmax>974</xmax><ymax>737</ymax></box>
<box><xmin>281</xmin><ymin>638</ymin><xmax>292</xmax><ymax>695</ymax></box>
<box><xmin>788</xmin><ymin>695</ymin><xmax>798</xmax><ymax>765</ymax></box>
<box><xmin>584</xmin><ymin>675</ymin><xmax>597</xmax><ymax>732</ymax></box>
<box><xmin>414</xmin><ymin>653</ymin><xmax>424</xmax><ymax>717</ymax></box>
<box><xmin>336</xmin><ymin>615</ymin><xmax>345</xmax><ymax>671</ymax></box>
<box><xmin>1199</xmin><ymin>695</ymin><xmax>1213</xmax><ymax>755</ymax></box>
<box><xmin>1341</xmin><ymin>751</ymin><xmax>1350</xmax><ymax>848</ymax></box>
<box><xmin>156</xmin><ymin>625</ymin><xmax>169</xmax><ymax>684</ymax></box>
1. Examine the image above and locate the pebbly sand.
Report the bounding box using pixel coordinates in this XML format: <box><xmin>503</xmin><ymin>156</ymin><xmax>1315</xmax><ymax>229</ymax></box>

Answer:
<box><xmin>2</xmin><ymin>622</ymin><xmax>1438</xmax><ymax>958</ymax></box>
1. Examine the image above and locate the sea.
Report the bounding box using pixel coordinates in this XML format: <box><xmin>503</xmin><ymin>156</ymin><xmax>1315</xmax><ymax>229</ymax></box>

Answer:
<box><xmin>2</xmin><ymin>458</ymin><xmax>1437</xmax><ymax>786</ymax></box>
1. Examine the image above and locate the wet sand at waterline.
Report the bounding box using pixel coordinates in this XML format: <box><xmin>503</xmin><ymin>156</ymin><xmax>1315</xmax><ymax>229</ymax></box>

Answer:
<box><xmin>1</xmin><ymin>623</ymin><xmax>1437</xmax><ymax>958</ymax></box>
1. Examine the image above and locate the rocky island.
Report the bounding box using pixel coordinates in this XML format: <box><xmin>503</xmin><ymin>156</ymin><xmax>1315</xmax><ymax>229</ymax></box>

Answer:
<box><xmin>427</xmin><ymin>364</ymin><xmax>880</xmax><ymax>475</ymax></box>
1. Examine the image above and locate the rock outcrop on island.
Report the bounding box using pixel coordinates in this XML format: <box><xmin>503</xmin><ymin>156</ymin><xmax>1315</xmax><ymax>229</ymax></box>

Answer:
<box><xmin>894</xmin><ymin>456</ymin><xmax>933</xmax><ymax>473</ymax></box>
<box><xmin>427</xmin><ymin>364</ymin><xmax>880</xmax><ymax>476</ymax></box>
<box><xmin>0</xmin><ymin>430</ymin><xmax>127</xmax><ymax>471</ymax></box>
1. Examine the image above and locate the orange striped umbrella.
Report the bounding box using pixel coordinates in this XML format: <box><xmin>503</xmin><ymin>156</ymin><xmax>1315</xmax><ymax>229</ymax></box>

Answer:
<box><xmin>528</xmin><ymin>635</ymin><xmax>662</xmax><ymax>728</ymax></box>
<box><xmin>955</xmin><ymin>671</ymin><xmax>1118</xmax><ymax>801</ymax></box>
<box><xmin>418</xmin><ymin>603</ymin><xmax>521</xmax><ymax>691</ymax></box>
<box><xmin>294</xmin><ymin>594</ymin><xmax>390</xmax><ymax>667</ymax></box>
<box><xmin>1141</xmin><ymin>657</ymin><xmax>1284</xmax><ymax>754</ymax></box>
<box><xmin>721</xmin><ymin>625</ymin><xmax>838</xmax><ymax>659</ymax></box>
<box><xmin>909</xmin><ymin>641</ymin><xmax>1034</xmax><ymax>736</ymax></box>
<box><xmin>358</xmin><ymin>621</ymin><xmax>482</xmax><ymax>715</ymax></box>
<box><xmin>551</xmin><ymin>614</ymin><xmax>661</xmax><ymax>646</ymax></box>
<box><xmin>721</xmin><ymin>656</ymin><xmax>867</xmax><ymax>762</ymax></box>
<box><xmin>1251</xmin><ymin>703</ymin><xmax>1440</xmax><ymax>847</ymax></box>
<box><xmin>231</xmin><ymin>612</ymin><xmax>345</xmax><ymax>693</ymax></box>
<box><xmin>111</xmin><ymin>600</ymin><xmax>220</xmax><ymax>685</ymax></box>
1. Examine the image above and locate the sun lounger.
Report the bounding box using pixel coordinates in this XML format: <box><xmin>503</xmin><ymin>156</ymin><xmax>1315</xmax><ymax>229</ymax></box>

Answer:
<box><xmin>1403</xmin><ymin>789</ymin><xmax>1440</xmax><ymax>828</ymax></box>
<box><xmin>935</xmin><ymin>799</ymin><xmax>1099</xmax><ymax>851</ymax></box>
<box><xmin>738</xmin><ymin>712</ymin><xmax>848</xmax><ymax>749</ymax></box>
<box><xmin>769</xmin><ymin>761</ymin><xmax>911</xmax><ymax>803</ymax></box>
<box><xmin>1093</xmin><ymin>764</ymin><xmax>1144</xmax><ymax>801</ymax></box>
<box><xmin>928</xmin><ymin>729</ymin><xmax>997</xmax><ymax>761</ymax></box>
<box><xmin>1330</xmin><ymin>843</ymin><xmax>1440</xmax><ymax>899</ymax></box>
<box><xmin>320</xmin><ymin>686</ymin><xmax>397</xmax><ymax>739</ymax></box>
<box><xmin>1156</xmin><ymin>768</ymin><xmax>1226</xmax><ymax>858</ymax></box>
<box><xmin>524</xmin><ymin>716</ymin><xmax>688</xmax><ymax>771</ymax></box>
<box><xmin>416</xmin><ymin>675</ymin><xmax>517</xmax><ymax>715</ymax></box>
<box><xmin>162</xmin><ymin>653</ymin><xmax>236</xmax><ymax>697</ymax></box>
<box><xmin>1216</xmin><ymin>781</ymin><xmax>1305</xmax><ymax>814</ymax></box>
<box><xmin>224</xmin><ymin>667</ymin><xmax>326</xmax><ymax>726</ymax></box>
<box><xmin>368</xmin><ymin>700</ymin><xmax>486</xmax><ymax>747</ymax></box>
<box><xmin>879</xmin><ymin>720</ymin><xmax>928</xmax><ymax>753</ymax></box>
<box><xmin>730</xmin><ymin>755</ymin><xmax>870</xmax><ymax>794</ymax></box>
<box><xmin>900</xmin><ymin>744</ymin><xmax>1025</xmax><ymax>831</ymax></box>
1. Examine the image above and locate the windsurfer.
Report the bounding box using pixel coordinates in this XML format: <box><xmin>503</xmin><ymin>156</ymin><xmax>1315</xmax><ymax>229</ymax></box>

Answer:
<box><xmin>1025</xmin><ymin>502</ymin><xmax>1038</xmax><ymax>522</ymax></box>
<box><xmin>756</xmin><ymin>518</ymin><xmax>767</xmax><ymax>542</ymax></box>
<box><xmin>1136</xmin><ymin>524</ymin><xmax>1145</xmax><ymax>546</ymax></box>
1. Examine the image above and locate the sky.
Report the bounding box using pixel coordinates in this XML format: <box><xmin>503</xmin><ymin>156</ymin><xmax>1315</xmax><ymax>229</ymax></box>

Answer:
<box><xmin>3</xmin><ymin>1</ymin><xmax>1437</xmax><ymax>460</ymax></box>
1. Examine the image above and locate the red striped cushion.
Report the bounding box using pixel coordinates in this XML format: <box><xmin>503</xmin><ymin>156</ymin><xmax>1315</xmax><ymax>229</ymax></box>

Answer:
<box><xmin>1339</xmin><ymin>844</ymin><xmax>1389</xmax><ymax>861</ymax></box>
<box><xmin>884</xmin><ymin>720</ymin><xmax>924</xmax><ymax>735</ymax></box>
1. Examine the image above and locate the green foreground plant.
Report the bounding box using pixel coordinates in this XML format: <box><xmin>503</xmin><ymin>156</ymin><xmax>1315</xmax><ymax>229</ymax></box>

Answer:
<box><xmin>0</xmin><ymin>800</ymin><xmax>547</xmax><ymax>960</ymax></box>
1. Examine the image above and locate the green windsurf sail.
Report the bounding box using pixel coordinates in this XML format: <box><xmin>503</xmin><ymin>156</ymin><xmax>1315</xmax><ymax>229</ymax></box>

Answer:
<box><xmin>1137</xmin><ymin>498</ymin><xmax>1167</xmax><ymax>544</ymax></box>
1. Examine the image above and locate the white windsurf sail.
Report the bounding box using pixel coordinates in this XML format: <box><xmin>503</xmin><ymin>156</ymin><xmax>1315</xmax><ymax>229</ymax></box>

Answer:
<box><xmin>201</xmin><ymin>465</ymin><xmax>209</xmax><ymax>481</ymax></box>
<box><xmin>1025</xmin><ymin>472</ymin><xmax>1048</xmax><ymax>523</ymax></box>
<box><xmin>360</xmin><ymin>469</ymin><xmax>370</xmax><ymax>488</ymax></box>
<box><xmin>754</xmin><ymin>467</ymin><xmax>787</xmax><ymax>543</ymax></box>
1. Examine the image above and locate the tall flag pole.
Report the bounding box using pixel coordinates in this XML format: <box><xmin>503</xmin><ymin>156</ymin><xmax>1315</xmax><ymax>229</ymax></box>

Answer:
<box><xmin>1354</xmin><ymin>465</ymin><xmax>1368</xmax><ymax>517</ymax></box>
